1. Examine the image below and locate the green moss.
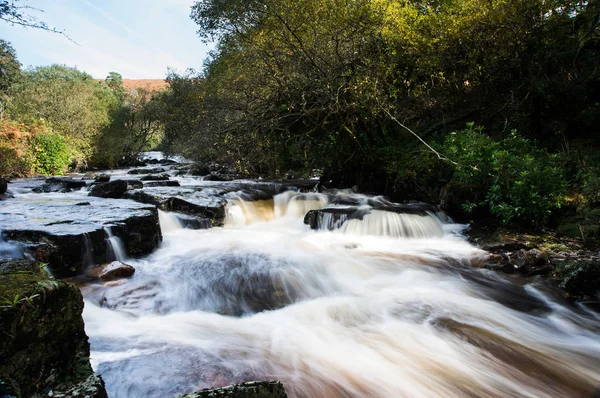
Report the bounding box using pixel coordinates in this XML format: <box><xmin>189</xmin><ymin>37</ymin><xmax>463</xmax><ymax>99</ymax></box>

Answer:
<box><xmin>554</xmin><ymin>259</ymin><xmax>600</xmax><ymax>297</ymax></box>
<box><xmin>0</xmin><ymin>259</ymin><xmax>105</xmax><ymax>397</ymax></box>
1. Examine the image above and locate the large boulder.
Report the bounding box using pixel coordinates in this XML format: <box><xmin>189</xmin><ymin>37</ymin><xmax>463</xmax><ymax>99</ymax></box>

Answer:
<box><xmin>89</xmin><ymin>180</ymin><xmax>128</xmax><ymax>199</ymax></box>
<box><xmin>177</xmin><ymin>381</ymin><xmax>287</xmax><ymax>398</ymax></box>
<box><xmin>0</xmin><ymin>196</ymin><xmax>161</xmax><ymax>277</ymax></box>
<box><xmin>0</xmin><ymin>258</ymin><xmax>108</xmax><ymax>397</ymax></box>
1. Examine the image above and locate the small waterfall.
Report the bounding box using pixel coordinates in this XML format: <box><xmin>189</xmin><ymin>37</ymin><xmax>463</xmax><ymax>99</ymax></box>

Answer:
<box><xmin>104</xmin><ymin>227</ymin><xmax>126</xmax><ymax>262</ymax></box>
<box><xmin>82</xmin><ymin>233</ymin><xmax>95</xmax><ymax>266</ymax></box>
<box><xmin>158</xmin><ymin>210</ymin><xmax>183</xmax><ymax>233</ymax></box>
<box><xmin>0</xmin><ymin>231</ymin><xmax>22</xmax><ymax>259</ymax></box>
<box><xmin>226</xmin><ymin>191</ymin><xmax>329</xmax><ymax>226</ymax></box>
<box><xmin>318</xmin><ymin>211</ymin><xmax>349</xmax><ymax>230</ymax></box>
<box><xmin>274</xmin><ymin>191</ymin><xmax>328</xmax><ymax>218</ymax></box>
<box><xmin>339</xmin><ymin>210</ymin><xmax>445</xmax><ymax>238</ymax></box>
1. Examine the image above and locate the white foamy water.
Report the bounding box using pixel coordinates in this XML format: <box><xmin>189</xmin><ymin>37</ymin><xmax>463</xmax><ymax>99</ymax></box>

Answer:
<box><xmin>82</xmin><ymin>191</ymin><xmax>600</xmax><ymax>398</ymax></box>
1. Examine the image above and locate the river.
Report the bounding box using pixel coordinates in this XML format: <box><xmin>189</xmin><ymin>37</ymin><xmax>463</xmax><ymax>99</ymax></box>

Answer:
<box><xmin>4</xmin><ymin>160</ymin><xmax>600</xmax><ymax>397</ymax></box>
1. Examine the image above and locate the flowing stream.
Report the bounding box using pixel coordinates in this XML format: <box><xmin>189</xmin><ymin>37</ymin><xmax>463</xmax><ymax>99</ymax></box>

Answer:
<box><xmin>80</xmin><ymin>190</ymin><xmax>600</xmax><ymax>398</ymax></box>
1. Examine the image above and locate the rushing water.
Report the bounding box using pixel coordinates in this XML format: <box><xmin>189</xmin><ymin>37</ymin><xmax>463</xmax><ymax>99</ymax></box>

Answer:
<box><xmin>78</xmin><ymin>190</ymin><xmax>600</xmax><ymax>398</ymax></box>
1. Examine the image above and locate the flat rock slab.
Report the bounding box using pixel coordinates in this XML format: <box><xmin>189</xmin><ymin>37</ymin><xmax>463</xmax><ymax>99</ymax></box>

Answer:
<box><xmin>123</xmin><ymin>186</ymin><xmax>229</xmax><ymax>226</ymax></box>
<box><xmin>177</xmin><ymin>381</ymin><xmax>287</xmax><ymax>398</ymax></box>
<box><xmin>0</xmin><ymin>196</ymin><xmax>161</xmax><ymax>277</ymax></box>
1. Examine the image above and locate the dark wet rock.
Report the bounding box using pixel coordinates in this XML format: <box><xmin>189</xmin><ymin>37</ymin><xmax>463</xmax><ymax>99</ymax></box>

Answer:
<box><xmin>123</xmin><ymin>179</ymin><xmax>143</xmax><ymax>189</ymax></box>
<box><xmin>0</xmin><ymin>193</ymin><xmax>13</xmax><ymax>201</ymax></box>
<box><xmin>45</xmin><ymin>177</ymin><xmax>87</xmax><ymax>190</ymax></box>
<box><xmin>143</xmin><ymin>180</ymin><xmax>181</xmax><ymax>187</ymax></box>
<box><xmin>75</xmin><ymin>201</ymin><xmax>91</xmax><ymax>206</ymax></box>
<box><xmin>123</xmin><ymin>187</ymin><xmax>228</xmax><ymax>226</ymax></box>
<box><xmin>42</xmin><ymin>182</ymin><xmax>70</xmax><ymax>193</ymax></box>
<box><xmin>85</xmin><ymin>261</ymin><xmax>135</xmax><ymax>281</ymax></box>
<box><xmin>0</xmin><ymin>258</ymin><xmax>108</xmax><ymax>398</ymax></box>
<box><xmin>177</xmin><ymin>381</ymin><xmax>287</xmax><ymax>398</ymax></box>
<box><xmin>32</xmin><ymin>187</ymin><xmax>43</xmax><ymax>194</ymax></box>
<box><xmin>176</xmin><ymin>214</ymin><xmax>211</xmax><ymax>230</ymax></box>
<box><xmin>50</xmin><ymin>373</ymin><xmax>108</xmax><ymax>398</ymax></box>
<box><xmin>127</xmin><ymin>167</ymin><xmax>166</xmax><ymax>175</ymax></box>
<box><xmin>158</xmin><ymin>158</ymin><xmax>178</xmax><ymax>165</ymax></box>
<box><xmin>94</xmin><ymin>174</ymin><xmax>111</xmax><ymax>183</ymax></box>
<box><xmin>190</xmin><ymin>163</ymin><xmax>211</xmax><ymax>176</ymax></box>
<box><xmin>140</xmin><ymin>174</ymin><xmax>170</xmax><ymax>181</ymax></box>
<box><xmin>555</xmin><ymin>259</ymin><xmax>600</xmax><ymax>297</ymax></box>
<box><xmin>0</xmin><ymin>197</ymin><xmax>161</xmax><ymax>277</ymax></box>
<box><xmin>0</xmin><ymin>177</ymin><xmax>7</xmax><ymax>194</ymax></box>
<box><xmin>89</xmin><ymin>180</ymin><xmax>128</xmax><ymax>199</ymax></box>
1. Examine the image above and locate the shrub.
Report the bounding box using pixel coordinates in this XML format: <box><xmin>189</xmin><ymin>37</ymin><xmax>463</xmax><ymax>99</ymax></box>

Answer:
<box><xmin>0</xmin><ymin>120</ymin><xmax>35</xmax><ymax>177</ymax></box>
<box><xmin>443</xmin><ymin>124</ymin><xmax>567</xmax><ymax>226</ymax></box>
<box><xmin>29</xmin><ymin>132</ymin><xmax>71</xmax><ymax>175</ymax></box>
<box><xmin>0</xmin><ymin>119</ymin><xmax>71</xmax><ymax>177</ymax></box>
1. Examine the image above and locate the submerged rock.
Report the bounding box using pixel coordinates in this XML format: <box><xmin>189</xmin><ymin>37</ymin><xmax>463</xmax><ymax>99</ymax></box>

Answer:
<box><xmin>89</xmin><ymin>180</ymin><xmax>128</xmax><ymax>198</ymax></box>
<box><xmin>0</xmin><ymin>197</ymin><xmax>161</xmax><ymax>277</ymax></box>
<box><xmin>177</xmin><ymin>381</ymin><xmax>287</xmax><ymax>398</ymax></box>
<box><xmin>0</xmin><ymin>258</ymin><xmax>108</xmax><ymax>397</ymax></box>
<box><xmin>85</xmin><ymin>261</ymin><xmax>136</xmax><ymax>281</ymax></box>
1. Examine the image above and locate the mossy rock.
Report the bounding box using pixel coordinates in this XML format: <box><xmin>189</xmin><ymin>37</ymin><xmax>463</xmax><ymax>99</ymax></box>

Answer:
<box><xmin>177</xmin><ymin>381</ymin><xmax>288</xmax><ymax>398</ymax></box>
<box><xmin>554</xmin><ymin>259</ymin><xmax>600</xmax><ymax>297</ymax></box>
<box><xmin>0</xmin><ymin>259</ymin><xmax>107</xmax><ymax>397</ymax></box>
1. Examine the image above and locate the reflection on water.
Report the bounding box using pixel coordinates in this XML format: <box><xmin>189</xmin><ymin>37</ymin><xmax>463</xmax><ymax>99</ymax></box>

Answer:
<box><xmin>82</xmin><ymin>191</ymin><xmax>600</xmax><ymax>398</ymax></box>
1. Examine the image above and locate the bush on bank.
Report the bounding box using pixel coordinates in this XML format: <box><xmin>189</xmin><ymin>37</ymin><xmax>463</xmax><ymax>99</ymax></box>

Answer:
<box><xmin>0</xmin><ymin>120</ymin><xmax>71</xmax><ymax>177</ymax></box>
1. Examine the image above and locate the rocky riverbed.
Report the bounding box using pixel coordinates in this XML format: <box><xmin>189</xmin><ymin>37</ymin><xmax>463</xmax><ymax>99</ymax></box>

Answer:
<box><xmin>1</xmin><ymin>154</ymin><xmax>599</xmax><ymax>397</ymax></box>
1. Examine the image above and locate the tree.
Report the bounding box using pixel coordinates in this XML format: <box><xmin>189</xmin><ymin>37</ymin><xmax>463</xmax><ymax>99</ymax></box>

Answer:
<box><xmin>0</xmin><ymin>40</ymin><xmax>20</xmax><ymax>94</ymax></box>
<box><xmin>8</xmin><ymin>65</ymin><xmax>118</xmax><ymax>167</ymax></box>
<box><xmin>105</xmin><ymin>71</ymin><xmax>123</xmax><ymax>91</ymax></box>
<box><xmin>0</xmin><ymin>0</ymin><xmax>67</xmax><ymax>37</ymax></box>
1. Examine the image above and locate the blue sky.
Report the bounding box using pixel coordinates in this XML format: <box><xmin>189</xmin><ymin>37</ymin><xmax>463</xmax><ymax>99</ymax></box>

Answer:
<box><xmin>0</xmin><ymin>0</ymin><xmax>213</xmax><ymax>79</ymax></box>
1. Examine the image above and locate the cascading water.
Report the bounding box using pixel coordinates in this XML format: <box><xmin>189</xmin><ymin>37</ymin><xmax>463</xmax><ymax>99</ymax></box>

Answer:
<box><xmin>104</xmin><ymin>227</ymin><xmax>126</xmax><ymax>262</ymax></box>
<box><xmin>82</xmin><ymin>232</ymin><xmax>95</xmax><ymax>266</ymax></box>
<box><xmin>0</xmin><ymin>231</ymin><xmax>22</xmax><ymax>259</ymax></box>
<box><xmin>158</xmin><ymin>210</ymin><xmax>183</xmax><ymax>233</ymax></box>
<box><xmin>82</xmin><ymin>189</ymin><xmax>600</xmax><ymax>398</ymax></box>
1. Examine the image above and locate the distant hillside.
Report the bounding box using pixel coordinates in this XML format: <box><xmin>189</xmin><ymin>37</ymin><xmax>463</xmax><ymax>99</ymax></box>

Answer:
<box><xmin>97</xmin><ymin>79</ymin><xmax>169</xmax><ymax>92</ymax></box>
<box><xmin>122</xmin><ymin>79</ymin><xmax>169</xmax><ymax>92</ymax></box>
